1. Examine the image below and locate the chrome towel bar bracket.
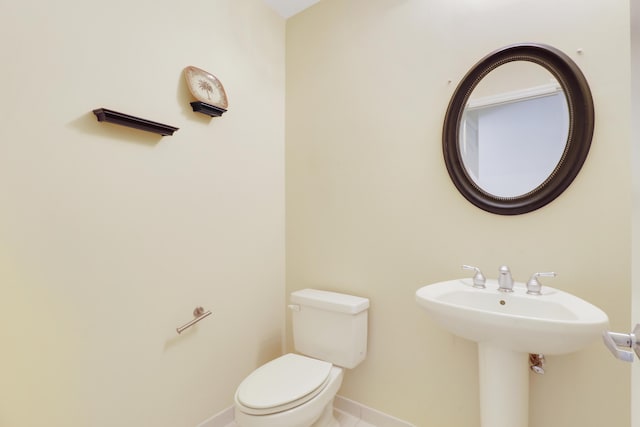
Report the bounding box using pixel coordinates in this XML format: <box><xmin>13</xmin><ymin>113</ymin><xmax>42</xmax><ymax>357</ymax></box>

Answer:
<box><xmin>603</xmin><ymin>324</ymin><xmax>640</xmax><ymax>362</ymax></box>
<box><xmin>176</xmin><ymin>306</ymin><xmax>212</xmax><ymax>334</ymax></box>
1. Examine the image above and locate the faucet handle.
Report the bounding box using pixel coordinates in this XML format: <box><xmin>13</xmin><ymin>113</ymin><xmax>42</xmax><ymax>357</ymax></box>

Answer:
<box><xmin>526</xmin><ymin>272</ymin><xmax>556</xmax><ymax>295</ymax></box>
<box><xmin>461</xmin><ymin>265</ymin><xmax>486</xmax><ymax>288</ymax></box>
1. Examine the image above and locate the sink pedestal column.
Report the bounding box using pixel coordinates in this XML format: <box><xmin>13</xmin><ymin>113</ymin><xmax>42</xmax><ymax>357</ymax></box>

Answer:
<box><xmin>478</xmin><ymin>343</ymin><xmax>529</xmax><ymax>427</ymax></box>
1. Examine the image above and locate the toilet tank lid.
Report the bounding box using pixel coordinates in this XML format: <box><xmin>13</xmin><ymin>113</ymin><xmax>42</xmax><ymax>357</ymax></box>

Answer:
<box><xmin>291</xmin><ymin>289</ymin><xmax>369</xmax><ymax>314</ymax></box>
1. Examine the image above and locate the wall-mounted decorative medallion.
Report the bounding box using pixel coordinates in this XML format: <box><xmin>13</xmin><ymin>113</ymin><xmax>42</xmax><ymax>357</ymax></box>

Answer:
<box><xmin>184</xmin><ymin>66</ymin><xmax>228</xmax><ymax>117</ymax></box>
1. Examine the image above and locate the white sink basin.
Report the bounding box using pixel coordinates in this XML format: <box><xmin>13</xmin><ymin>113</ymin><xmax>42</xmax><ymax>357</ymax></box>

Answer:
<box><xmin>416</xmin><ymin>278</ymin><xmax>609</xmax><ymax>355</ymax></box>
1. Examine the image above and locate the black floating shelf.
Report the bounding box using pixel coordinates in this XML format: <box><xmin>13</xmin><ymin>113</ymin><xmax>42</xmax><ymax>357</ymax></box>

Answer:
<box><xmin>93</xmin><ymin>108</ymin><xmax>179</xmax><ymax>136</ymax></box>
<box><xmin>190</xmin><ymin>101</ymin><xmax>227</xmax><ymax>117</ymax></box>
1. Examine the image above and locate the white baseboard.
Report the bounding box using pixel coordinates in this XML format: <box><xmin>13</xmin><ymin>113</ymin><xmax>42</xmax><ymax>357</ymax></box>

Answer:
<box><xmin>197</xmin><ymin>395</ymin><xmax>415</xmax><ymax>427</ymax></box>
<box><xmin>334</xmin><ymin>396</ymin><xmax>416</xmax><ymax>427</ymax></box>
<box><xmin>196</xmin><ymin>406</ymin><xmax>234</xmax><ymax>427</ymax></box>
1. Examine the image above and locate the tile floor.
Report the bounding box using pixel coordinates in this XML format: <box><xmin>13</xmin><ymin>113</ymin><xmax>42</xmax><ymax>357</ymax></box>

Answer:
<box><xmin>334</xmin><ymin>408</ymin><xmax>377</xmax><ymax>427</ymax></box>
<box><xmin>212</xmin><ymin>395</ymin><xmax>415</xmax><ymax>427</ymax></box>
<box><xmin>224</xmin><ymin>409</ymin><xmax>376</xmax><ymax>427</ymax></box>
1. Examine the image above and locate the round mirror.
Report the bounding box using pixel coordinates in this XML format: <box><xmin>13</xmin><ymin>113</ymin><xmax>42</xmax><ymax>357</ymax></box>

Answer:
<box><xmin>443</xmin><ymin>43</ymin><xmax>594</xmax><ymax>215</ymax></box>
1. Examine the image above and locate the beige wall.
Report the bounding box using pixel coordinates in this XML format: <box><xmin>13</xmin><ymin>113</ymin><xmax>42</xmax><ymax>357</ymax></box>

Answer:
<box><xmin>0</xmin><ymin>1</ymin><xmax>285</xmax><ymax>426</ymax></box>
<box><xmin>286</xmin><ymin>0</ymin><xmax>632</xmax><ymax>426</ymax></box>
<box><xmin>632</xmin><ymin>2</ymin><xmax>640</xmax><ymax>425</ymax></box>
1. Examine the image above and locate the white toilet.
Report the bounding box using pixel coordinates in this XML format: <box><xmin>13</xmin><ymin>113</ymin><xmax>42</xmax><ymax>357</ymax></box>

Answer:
<box><xmin>234</xmin><ymin>288</ymin><xmax>370</xmax><ymax>427</ymax></box>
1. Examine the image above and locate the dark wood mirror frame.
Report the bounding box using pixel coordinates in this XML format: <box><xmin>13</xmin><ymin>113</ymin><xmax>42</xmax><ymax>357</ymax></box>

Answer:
<box><xmin>443</xmin><ymin>43</ymin><xmax>594</xmax><ymax>215</ymax></box>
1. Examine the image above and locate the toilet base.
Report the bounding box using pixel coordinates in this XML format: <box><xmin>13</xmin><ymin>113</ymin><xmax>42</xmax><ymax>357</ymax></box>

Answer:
<box><xmin>310</xmin><ymin>399</ymin><xmax>339</xmax><ymax>427</ymax></box>
<box><xmin>234</xmin><ymin>365</ymin><xmax>344</xmax><ymax>427</ymax></box>
<box><xmin>235</xmin><ymin>398</ymin><xmax>340</xmax><ymax>427</ymax></box>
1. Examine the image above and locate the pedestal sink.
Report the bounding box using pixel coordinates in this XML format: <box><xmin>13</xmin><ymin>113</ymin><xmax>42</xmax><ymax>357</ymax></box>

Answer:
<box><xmin>416</xmin><ymin>278</ymin><xmax>609</xmax><ymax>427</ymax></box>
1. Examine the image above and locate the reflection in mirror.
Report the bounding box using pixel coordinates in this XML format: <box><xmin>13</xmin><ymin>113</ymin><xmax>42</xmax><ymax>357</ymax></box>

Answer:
<box><xmin>459</xmin><ymin>62</ymin><xmax>569</xmax><ymax>197</ymax></box>
<box><xmin>442</xmin><ymin>43</ymin><xmax>594</xmax><ymax>215</ymax></box>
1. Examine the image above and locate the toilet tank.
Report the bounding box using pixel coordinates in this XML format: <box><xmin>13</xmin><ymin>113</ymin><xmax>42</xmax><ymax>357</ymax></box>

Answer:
<box><xmin>290</xmin><ymin>289</ymin><xmax>369</xmax><ymax>369</ymax></box>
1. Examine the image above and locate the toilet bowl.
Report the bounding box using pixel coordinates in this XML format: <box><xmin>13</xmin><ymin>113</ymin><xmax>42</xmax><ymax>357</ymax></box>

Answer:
<box><xmin>234</xmin><ymin>353</ymin><xmax>343</xmax><ymax>427</ymax></box>
<box><xmin>233</xmin><ymin>289</ymin><xmax>369</xmax><ymax>427</ymax></box>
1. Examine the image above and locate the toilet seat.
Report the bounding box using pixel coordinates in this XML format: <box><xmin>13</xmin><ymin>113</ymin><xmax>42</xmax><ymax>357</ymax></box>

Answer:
<box><xmin>235</xmin><ymin>353</ymin><xmax>333</xmax><ymax>415</ymax></box>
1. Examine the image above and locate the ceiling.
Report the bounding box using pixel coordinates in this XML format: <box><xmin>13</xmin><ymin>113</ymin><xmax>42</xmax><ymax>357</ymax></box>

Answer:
<box><xmin>262</xmin><ymin>0</ymin><xmax>321</xmax><ymax>18</ymax></box>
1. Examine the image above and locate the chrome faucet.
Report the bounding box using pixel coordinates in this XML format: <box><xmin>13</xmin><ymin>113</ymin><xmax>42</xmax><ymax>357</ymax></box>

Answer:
<box><xmin>498</xmin><ymin>265</ymin><xmax>514</xmax><ymax>292</ymax></box>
